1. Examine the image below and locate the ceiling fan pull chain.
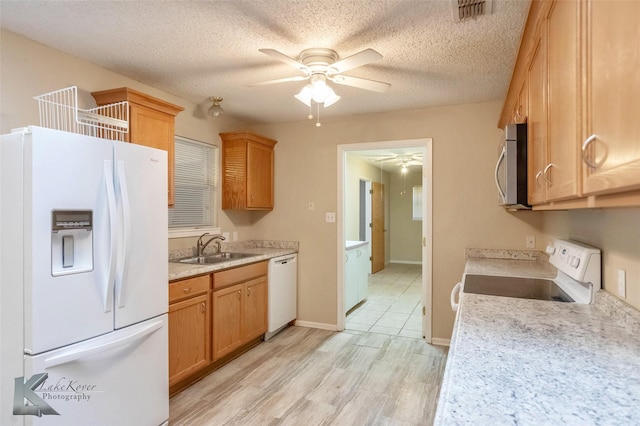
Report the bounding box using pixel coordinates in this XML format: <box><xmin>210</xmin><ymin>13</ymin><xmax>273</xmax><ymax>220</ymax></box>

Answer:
<box><xmin>316</xmin><ymin>102</ymin><xmax>321</xmax><ymax>127</ymax></box>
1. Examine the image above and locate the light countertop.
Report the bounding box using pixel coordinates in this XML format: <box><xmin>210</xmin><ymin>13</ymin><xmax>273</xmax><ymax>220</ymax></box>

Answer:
<box><xmin>168</xmin><ymin>240</ymin><xmax>298</xmax><ymax>281</ymax></box>
<box><xmin>435</xmin><ymin>250</ymin><xmax>640</xmax><ymax>425</ymax></box>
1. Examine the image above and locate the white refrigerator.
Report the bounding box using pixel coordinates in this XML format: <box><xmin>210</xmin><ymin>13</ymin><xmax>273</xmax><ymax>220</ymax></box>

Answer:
<box><xmin>1</xmin><ymin>126</ymin><xmax>169</xmax><ymax>425</ymax></box>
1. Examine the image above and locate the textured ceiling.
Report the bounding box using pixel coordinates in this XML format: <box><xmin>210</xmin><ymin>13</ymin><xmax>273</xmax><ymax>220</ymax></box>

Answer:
<box><xmin>0</xmin><ymin>0</ymin><xmax>529</xmax><ymax>125</ymax></box>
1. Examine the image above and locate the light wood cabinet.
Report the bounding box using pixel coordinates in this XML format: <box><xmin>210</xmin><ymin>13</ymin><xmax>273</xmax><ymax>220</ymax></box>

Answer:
<box><xmin>168</xmin><ymin>275</ymin><xmax>211</xmax><ymax>387</ymax></box>
<box><xmin>527</xmin><ymin>32</ymin><xmax>547</xmax><ymax>206</ymax></box>
<box><xmin>212</xmin><ymin>261</ymin><xmax>268</xmax><ymax>360</ymax></box>
<box><xmin>501</xmin><ymin>0</ymin><xmax>640</xmax><ymax>209</ymax></box>
<box><xmin>219</xmin><ymin>131</ymin><xmax>277</xmax><ymax>210</ymax></box>
<box><xmin>91</xmin><ymin>87</ymin><xmax>184</xmax><ymax>206</ymax></box>
<box><xmin>581</xmin><ymin>0</ymin><xmax>640</xmax><ymax>196</ymax></box>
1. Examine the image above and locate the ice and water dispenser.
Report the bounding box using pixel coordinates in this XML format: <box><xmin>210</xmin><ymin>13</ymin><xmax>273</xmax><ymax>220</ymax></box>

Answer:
<box><xmin>51</xmin><ymin>210</ymin><xmax>94</xmax><ymax>276</ymax></box>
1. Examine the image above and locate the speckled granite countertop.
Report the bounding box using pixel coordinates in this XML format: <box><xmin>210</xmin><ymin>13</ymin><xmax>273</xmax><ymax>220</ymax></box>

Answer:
<box><xmin>435</xmin><ymin>249</ymin><xmax>640</xmax><ymax>425</ymax></box>
<box><xmin>168</xmin><ymin>240</ymin><xmax>298</xmax><ymax>281</ymax></box>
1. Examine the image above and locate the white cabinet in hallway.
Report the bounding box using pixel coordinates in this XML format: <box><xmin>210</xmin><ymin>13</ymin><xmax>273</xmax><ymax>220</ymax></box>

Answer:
<box><xmin>345</xmin><ymin>241</ymin><xmax>370</xmax><ymax>312</ymax></box>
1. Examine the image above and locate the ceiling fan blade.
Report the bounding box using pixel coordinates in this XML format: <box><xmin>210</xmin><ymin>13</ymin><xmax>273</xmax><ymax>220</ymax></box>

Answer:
<box><xmin>259</xmin><ymin>49</ymin><xmax>308</xmax><ymax>72</ymax></box>
<box><xmin>328</xmin><ymin>48</ymin><xmax>383</xmax><ymax>74</ymax></box>
<box><xmin>247</xmin><ymin>76</ymin><xmax>309</xmax><ymax>87</ymax></box>
<box><xmin>330</xmin><ymin>75</ymin><xmax>391</xmax><ymax>93</ymax></box>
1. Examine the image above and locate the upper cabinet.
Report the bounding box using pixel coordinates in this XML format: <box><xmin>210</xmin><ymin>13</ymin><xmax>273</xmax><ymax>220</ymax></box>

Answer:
<box><xmin>219</xmin><ymin>131</ymin><xmax>277</xmax><ymax>210</ymax></box>
<box><xmin>92</xmin><ymin>87</ymin><xmax>184</xmax><ymax>206</ymax></box>
<box><xmin>581</xmin><ymin>0</ymin><xmax>640</xmax><ymax>196</ymax></box>
<box><xmin>500</xmin><ymin>0</ymin><xmax>640</xmax><ymax>209</ymax></box>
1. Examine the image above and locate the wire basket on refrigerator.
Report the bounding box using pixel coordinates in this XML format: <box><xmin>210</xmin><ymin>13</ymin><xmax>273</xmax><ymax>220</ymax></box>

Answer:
<box><xmin>34</xmin><ymin>86</ymin><xmax>129</xmax><ymax>141</ymax></box>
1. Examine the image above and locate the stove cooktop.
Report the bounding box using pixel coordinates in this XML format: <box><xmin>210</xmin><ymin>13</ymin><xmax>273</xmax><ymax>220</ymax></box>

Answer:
<box><xmin>463</xmin><ymin>274</ymin><xmax>574</xmax><ymax>303</ymax></box>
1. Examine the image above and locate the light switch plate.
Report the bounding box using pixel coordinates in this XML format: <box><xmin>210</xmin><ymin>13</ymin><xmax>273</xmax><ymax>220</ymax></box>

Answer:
<box><xmin>526</xmin><ymin>235</ymin><xmax>535</xmax><ymax>248</ymax></box>
<box><xmin>308</xmin><ymin>201</ymin><xmax>315</xmax><ymax>211</ymax></box>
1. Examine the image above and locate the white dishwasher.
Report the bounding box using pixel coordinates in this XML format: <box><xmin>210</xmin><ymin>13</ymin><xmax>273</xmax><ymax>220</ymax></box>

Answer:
<box><xmin>265</xmin><ymin>253</ymin><xmax>298</xmax><ymax>340</ymax></box>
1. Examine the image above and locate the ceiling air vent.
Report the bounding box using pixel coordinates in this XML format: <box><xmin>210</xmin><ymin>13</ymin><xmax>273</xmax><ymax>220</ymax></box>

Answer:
<box><xmin>451</xmin><ymin>0</ymin><xmax>493</xmax><ymax>22</ymax></box>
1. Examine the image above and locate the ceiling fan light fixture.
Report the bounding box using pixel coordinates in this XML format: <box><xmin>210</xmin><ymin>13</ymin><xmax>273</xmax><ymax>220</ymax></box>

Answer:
<box><xmin>207</xmin><ymin>96</ymin><xmax>224</xmax><ymax>117</ymax></box>
<box><xmin>294</xmin><ymin>85</ymin><xmax>312</xmax><ymax>107</ymax></box>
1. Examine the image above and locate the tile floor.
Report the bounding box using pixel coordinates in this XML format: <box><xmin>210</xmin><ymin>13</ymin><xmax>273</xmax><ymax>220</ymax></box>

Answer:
<box><xmin>346</xmin><ymin>263</ymin><xmax>423</xmax><ymax>338</ymax></box>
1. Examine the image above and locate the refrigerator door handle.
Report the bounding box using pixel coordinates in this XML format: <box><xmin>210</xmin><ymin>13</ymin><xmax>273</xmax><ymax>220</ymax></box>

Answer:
<box><xmin>44</xmin><ymin>319</ymin><xmax>164</xmax><ymax>369</ymax></box>
<box><xmin>104</xmin><ymin>160</ymin><xmax>117</xmax><ymax>312</ymax></box>
<box><xmin>116</xmin><ymin>161</ymin><xmax>132</xmax><ymax>308</ymax></box>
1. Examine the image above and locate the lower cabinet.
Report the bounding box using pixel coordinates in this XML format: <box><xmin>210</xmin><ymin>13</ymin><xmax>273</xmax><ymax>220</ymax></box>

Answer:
<box><xmin>212</xmin><ymin>262</ymin><xmax>268</xmax><ymax>360</ymax></box>
<box><xmin>168</xmin><ymin>275</ymin><xmax>211</xmax><ymax>387</ymax></box>
<box><xmin>344</xmin><ymin>241</ymin><xmax>370</xmax><ymax>313</ymax></box>
<box><xmin>168</xmin><ymin>260</ymin><xmax>269</xmax><ymax>394</ymax></box>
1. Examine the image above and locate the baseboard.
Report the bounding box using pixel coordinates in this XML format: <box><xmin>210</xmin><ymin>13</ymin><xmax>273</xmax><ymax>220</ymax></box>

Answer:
<box><xmin>431</xmin><ymin>337</ymin><xmax>451</xmax><ymax>347</ymax></box>
<box><xmin>389</xmin><ymin>260</ymin><xmax>422</xmax><ymax>265</ymax></box>
<box><xmin>294</xmin><ymin>320</ymin><xmax>338</xmax><ymax>331</ymax></box>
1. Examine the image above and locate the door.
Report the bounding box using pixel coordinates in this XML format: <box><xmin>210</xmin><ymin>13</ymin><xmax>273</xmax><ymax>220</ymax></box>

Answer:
<box><xmin>168</xmin><ymin>293</ymin><xmax>210</xmax><ymax>386</ymax></box>
<box><xmin>212</xmin><ymin>284</ymin><xmax>243</xmax><ymax>360</ymax></box>
<box><xmin>371</xmin><ymin>181</ymin><xmax>385</xmax><ymax>273</ymax></box>
<box><xmin>582</xmin><ymin>0</ymin><xmax>640</xmax><ymax>195</ymax></box>
<box><xmin>243</xmin><ymin>277</ymin><xmax>268</xmax><ymax>341</ymax></box>
<box><xmin>246</xmin><ymin>141</ymin><xmax>274</xmax><ymax>209</ymax></box>
<box><xmin>113</xmin><ymin>142</ymin><xmax>168</xmax><ymax>329</ymax></box>
<box><xmin>527</xmin><ymin>31</ymin><xmax>548</xmax><ymax>205</ymax></box>
<box><xmin>24</xmin><ymin>316</ymin><xmax>168</xmax><ymax>426</ymax></box>
<box><xmin>26</xmin><ymin>127</ymin><xmax>114</xmax><ymax>355</ymax></box>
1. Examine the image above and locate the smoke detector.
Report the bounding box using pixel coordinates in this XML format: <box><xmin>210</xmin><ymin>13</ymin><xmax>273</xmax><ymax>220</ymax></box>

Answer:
<box><xmin>451</xmin><ymin>0</ymin><xmax>493</xmax><ymax>22</ymax></box>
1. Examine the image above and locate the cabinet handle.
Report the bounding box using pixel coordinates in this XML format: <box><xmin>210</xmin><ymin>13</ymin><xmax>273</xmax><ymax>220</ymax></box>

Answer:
<box><xmin>543</xmin><ymin>163</ymin><xmax>555</xmax><ymax>185</ymax></box>
<box><xmin>247</xmin><ymin>288</ymin><xmax>251</xmax><ymax>297</ymax></box>
<box><xmin>200</xmin><ymin>303</ymin><xmax>205</xmax><ymax>313</ymax></box>
<box><xmin>581</xmin><ymin>134</ymin><xmax>605</xmax><ymax>169</ymax></box>
<box><xmin>345</xmin><ymin>253</ymin><xmax>349</xmax><ymax>263</ymax></box>
<box><xmin>237</xmin><ymin>290</ymin><xmax>241</xmax><ymax>300</ymax></box>
<box><xmin>535</xmin><ymin>171</ymin><xmax>543</xmax><ymax>187</ymax></box>
<box><xmin>183</xmin><ymin>287</ymin><xmax>191</xmax><ymax>294</ymax></box>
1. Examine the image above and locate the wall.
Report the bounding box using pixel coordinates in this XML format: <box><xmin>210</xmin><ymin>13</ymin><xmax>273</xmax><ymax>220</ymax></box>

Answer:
<box><xmin>0</xmin><ymin>30</ymin><xmax>253</xmax><ymax>253</ymax></box>
<box><xmin>250</xmin><ymin>103</ymin><xmax>547</xmax><ymax>340</ymax></box>
<box><xmin>542</xmin><ymin>208</ymin><xmax>640</xmax><ymax>311</ymax></box>
<box><xmin>390</xmin><ymin>169</ymin><xmax>423</xmax><ymax>263</ymax></box>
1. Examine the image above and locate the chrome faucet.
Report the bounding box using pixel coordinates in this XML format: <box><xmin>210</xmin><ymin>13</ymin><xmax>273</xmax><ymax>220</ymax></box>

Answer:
<box><xmin>196</xmin><ymin>233</ymin><xmax>226</xmax><ymax>257</ymax></box>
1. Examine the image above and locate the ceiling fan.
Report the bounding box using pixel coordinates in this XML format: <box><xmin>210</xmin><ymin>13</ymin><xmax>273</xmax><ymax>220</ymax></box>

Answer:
<box><xmin>249</xmin><ymin>47</ymin><xmax>391</xmax><ymax>107</ymax></box>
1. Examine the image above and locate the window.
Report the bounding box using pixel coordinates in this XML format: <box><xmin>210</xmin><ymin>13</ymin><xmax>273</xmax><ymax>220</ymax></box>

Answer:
<box><xmin>168</xmin><ymin>136</ymin><xmax>219</xmax><ymax>238</ymax></box>
<box><xmin>412</xmin><ymin>185</ymin><xmax>422</xmax><ymax>220</ymax></box>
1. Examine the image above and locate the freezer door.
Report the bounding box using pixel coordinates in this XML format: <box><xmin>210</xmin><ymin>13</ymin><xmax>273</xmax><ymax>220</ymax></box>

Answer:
<box><xmin>26</xmin><ymin>127</ymin><xmax>114</xmax><ymax>355</ymax></box>
<box><xmin>23</xmin><ymin>315</ymin><xmax>168</xmax><ymax>426</ymax></box>
<box><xmin>113</xmin><ymin>142</ymin><xmax>168</xmax><ymax>329</ymax></box>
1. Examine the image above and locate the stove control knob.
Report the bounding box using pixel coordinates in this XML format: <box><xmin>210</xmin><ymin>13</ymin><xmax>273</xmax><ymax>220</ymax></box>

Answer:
<box><xmin>570</xmin><ymin>256</ymin><xmax>580</xmax><ymax>268</ymax></box>
<box><xmin>545</xmin><ymin>244</ymin><xmax>556</xmax><ymax>255</ymax></box>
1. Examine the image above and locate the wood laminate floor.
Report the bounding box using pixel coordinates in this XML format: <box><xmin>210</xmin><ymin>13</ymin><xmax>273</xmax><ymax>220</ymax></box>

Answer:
<box><xmin>169</xmin><ymin>326</ymin><xmax>448</xmax><ymax>425</ymax></box>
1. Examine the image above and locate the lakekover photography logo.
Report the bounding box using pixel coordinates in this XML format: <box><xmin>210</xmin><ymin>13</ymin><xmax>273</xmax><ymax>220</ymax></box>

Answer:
<box><xmin>13</xmin><ymin>373</ymin><xmax>99</xmax><ymax>417</ymax></box>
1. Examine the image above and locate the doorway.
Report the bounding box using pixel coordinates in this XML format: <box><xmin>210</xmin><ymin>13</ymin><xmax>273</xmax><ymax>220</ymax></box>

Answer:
<box><xmin>337</xmin><ymin>138</ymin><xmax>433</xmax><ymax>342</ymax></box>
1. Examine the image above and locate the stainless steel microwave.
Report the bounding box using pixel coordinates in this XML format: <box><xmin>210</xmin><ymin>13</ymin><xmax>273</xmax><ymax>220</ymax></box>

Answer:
<box><xmin>495</xmin><ymin>123</ymin><xmax>529</xmax><ymax>209</ymax></box>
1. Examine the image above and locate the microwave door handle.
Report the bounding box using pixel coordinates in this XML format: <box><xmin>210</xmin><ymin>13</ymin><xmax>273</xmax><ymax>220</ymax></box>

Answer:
<box><xmin>495</xmin><ymin>146</ymin><xmax>507</xmax><ymax>204</ymax></box>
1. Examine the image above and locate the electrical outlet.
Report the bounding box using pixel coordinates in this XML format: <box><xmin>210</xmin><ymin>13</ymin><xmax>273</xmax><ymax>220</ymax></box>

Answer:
<box><xmin>325</xmin><ymin>212</ymin><xmax>336</xmax><ymax>223</ymax></box>
<box><xmin>526</xmin><ymin>235</ymin><xmax>536</xmax><ymax>248</ymax></box>
<box><xmin>618</xmin><ymin>269</ymin><xmax>626</xmax><ymax>298</ymax></box>
<box><xmin>232</xmin><ymin>231</ymin><xmax>238</xmax><ymax>242</ymax></box>
<box><xmin>308</xmin><ymin>201</ymin><xmax>315</xmax><ymax>211</ymax></box>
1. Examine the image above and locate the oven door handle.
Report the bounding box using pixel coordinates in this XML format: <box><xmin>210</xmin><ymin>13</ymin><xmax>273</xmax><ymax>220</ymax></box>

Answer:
<box><xmin>450</xmin><ymin>282</ymin><xmax>461</xmax><ymax>312</ymax></box>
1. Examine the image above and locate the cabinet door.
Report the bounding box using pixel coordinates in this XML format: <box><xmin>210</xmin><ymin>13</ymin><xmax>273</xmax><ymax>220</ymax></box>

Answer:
<box><xmin>243</xmin><ymin>277</ymin><xmax>268</xmax><ymax>341</ymax></box>
<box><xmin>545</xmin><ymin>0</ymin><xmax>579</xmax><ymax>201</ymax></box>
<box><xmin>582</xmin><ymin>0</ymin><xmax>640</xmax><ymax>195</ymax></box>
<box><xmin>246</xmin><ymin>141</ymin><xmax>274</xmax><ymax>209</ymax></box>
<box><xmin>527</xmin><ymin>31</ymin><xmax>548</xmax><ymax>205</ymax></box>
<box><xmin>168</xmin><ymin>292</ymin><xmax>210</xmax><ymax>386</ymax></box>
<box><xmin>357</xmin><ymin>246</ymin><xmax>370</xmax><ymax>303</ymax></box>
<box><xmin>344</xmin><ymin>250</ymin><xmax>358</xmax><ymax>312</ymax></box>
<box><xmin>129</xmin><ymin>103</ymin><xmax>176</xmax><ymax>205</ymax></box>
<box><xmin>212</xmin><ymin>284</ymin><xmax>243</xmax><ymax>360</ymax></box>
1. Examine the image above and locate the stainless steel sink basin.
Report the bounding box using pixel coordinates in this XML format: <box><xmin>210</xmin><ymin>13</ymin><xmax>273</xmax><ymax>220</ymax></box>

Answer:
<box><xmin>173</xmin><ymin>252</ymin><xmax>259</xmax><ymax>265</ymax></box>
<box><xmin>463</xmin><ymin>274</ymin><xmax>574</xmax><ymax>302</ymax></box>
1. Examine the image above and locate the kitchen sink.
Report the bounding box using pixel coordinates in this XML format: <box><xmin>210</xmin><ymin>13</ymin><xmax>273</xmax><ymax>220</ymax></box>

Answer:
<box><xmin>463</xmin><ymin>274</ymin><xmax>574</xmax><ymax>302</ymax></box>
<box><xmin>173</xmin><ymin>252</ymin><xmax>259</xmax><ymax>264</ymax></box>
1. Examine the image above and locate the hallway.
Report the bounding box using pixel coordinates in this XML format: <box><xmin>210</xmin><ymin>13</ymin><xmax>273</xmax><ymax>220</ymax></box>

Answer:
<box><xmin>346</xmin><ymin>263</ymin><xmax>423</xmax><ymax>338</ymax></box>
